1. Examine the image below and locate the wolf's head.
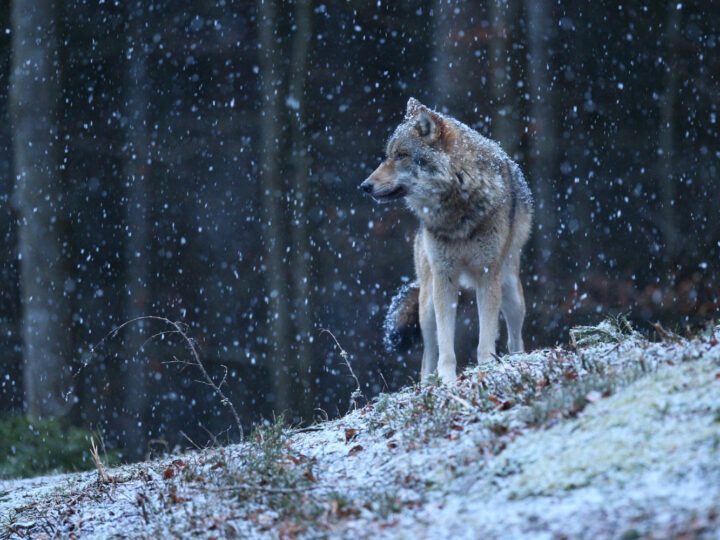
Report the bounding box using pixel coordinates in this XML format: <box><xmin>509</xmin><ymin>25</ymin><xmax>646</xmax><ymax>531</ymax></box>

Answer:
<box><xmin>360</xmin><ymin>98</ymin><xmax>456</xmax><ymax>207</ymax></box>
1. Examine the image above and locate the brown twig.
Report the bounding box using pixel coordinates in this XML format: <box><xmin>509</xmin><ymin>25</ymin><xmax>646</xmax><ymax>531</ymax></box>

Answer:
<box><xmin>598</xmin><ymin>342</ymin><xmax>623</xmax><ymax>358</ymax></box>
<box><xmin>652</xmin><ymin>321</ymin><xmax>680</xmax><ymax>343</ymax></box>
<box><xmin>199</xmin><ymin>484</ymin><xmax>321</xmax><ymax>495</ymax></box>
<box><xmin>378</xmin><ymin>369</ymin><xmax>390</xmax><ymax>393</ymax></box>
<box><xmin>180</xmin><ymin>430</ymin><xmax>203</xmax><ymax>451</ymax></box>
<box><xmin>90</xmin><ymin>436</ymin><xmax>112</xmax><ymax>484</ymax></box>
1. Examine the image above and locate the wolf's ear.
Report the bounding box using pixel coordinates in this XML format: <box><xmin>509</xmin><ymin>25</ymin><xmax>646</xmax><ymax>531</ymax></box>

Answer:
<box><xmin>413</xmin><ymin>109</ymin><xmax>439</xmax><ymax>140</ymax></box>
<box><xmin>406</xmin><ymin>97</ymin><xmax>423</xmax><ymax>117</ymax></box>
<box><xmin>406</xmin><ymin>98</ymin><xmax>445</xmax><ymax>143</ymax></box>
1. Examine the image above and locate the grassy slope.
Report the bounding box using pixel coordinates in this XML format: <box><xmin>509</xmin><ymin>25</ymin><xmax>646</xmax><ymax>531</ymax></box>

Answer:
<box><xmin>2</xmin><ymin>320</ymin><xmax>720</xmax><ymax>539</ymax></box>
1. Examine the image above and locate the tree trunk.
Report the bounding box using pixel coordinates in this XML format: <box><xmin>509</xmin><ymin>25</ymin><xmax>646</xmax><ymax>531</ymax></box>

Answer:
<box><xmin>525</xmin><ymin>0</ymin><xmax>557</xmax><ymax>267</ymax></box>
<box><xmin>258</xmin><ymin>0</ymin><xmax>292</xmax><ymax>415</ymax></box>
<box><xmin>121</xmin><ymin>1</ymin><xmax>152</xmax><ymax>460</ymax></box>
<box><xmin>432</xmin><ymin>0</ymin><xmax>459</xmax><ymax>112</ymax></box>
<box><xmin>10</xmin><ymin>0</ymin><xmax>73</xmax><ymax>417</ymax></box>
<box><xmin>658</xmin><ymin>3</ymin><xmax>681</xmax><ymax>262</ymax></box>
<box><xmin>288</xmin><ymin>0</ymin><xmax>315</xmax><ymax>420</ymax></box>
<box><xmin>489</xmin><ymin>0</ymin><xmax>518</xmax><ymax>155</ymax></box>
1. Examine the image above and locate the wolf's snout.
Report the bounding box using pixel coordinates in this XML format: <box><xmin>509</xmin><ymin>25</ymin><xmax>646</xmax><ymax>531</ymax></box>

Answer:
<box><xmin>360</xmin><ymin>180</ymin><xmax>373</xmax><ymax>194</ymax></box>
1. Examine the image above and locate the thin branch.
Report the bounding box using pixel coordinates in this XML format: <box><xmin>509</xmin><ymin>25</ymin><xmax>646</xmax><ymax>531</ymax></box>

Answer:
<box><xmin>163</xmin><ymin>355</ymin><xmax>193</xmax><ymax>367</ymax></box>
<box><xmin>179</xmin><ymin>430</ymin><xmax>203</xmax><ymax>451</ymax></box>
<box><xmin>70</xmin><ymin>316</ymin><xmax>244</xmax><ymax>441</ymax></box>
<box><xmin>141</xmin><ymin>330</ymin><xmax>181</xmax><ymax>351</ymax></box>
<box><xmin>198</xmin><ymin>484</ymin><xmax>321</xmax><ymax>495</ymax></box>
<box><xmin>162</xmin><ymin>317</ymin><xmax>243</xmax><ymax>440</ymax></box>
<box><xmin>217</xmin><ymin>365</ymin><xmax>229</xmax><ymax>391</ymax></box>
<box><xmin>320</xmin><ymin>328</ymin><xmax>363</xmax><ymax>412</ymax></box>
<box><xmin>199</xmin><ymin>423</ymin><xmax>219</xmax><ymax>447</ymax></box>
<box><xmin>378</xmin><ymin>369</ymin><xmax>390</xmax><ymax>393</ymax></box>
<box><xmin>598</xmin><ymin>342</ymin><xmax>623</xmax><ymax>358</ymax></box>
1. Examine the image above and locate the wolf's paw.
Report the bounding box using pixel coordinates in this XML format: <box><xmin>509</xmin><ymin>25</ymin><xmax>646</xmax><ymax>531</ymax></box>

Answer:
<box><xmin>477</xmin><ymin>349</ymin><xmax>497</xmax><ymax>365</ymax></box>
<box><xmin>437</xmin><ymin>365</ymin><xmax>457</xmax><ymax>385</ymax></box>
<box><xmin>421</xmin><ymin>372</ymin><xmax>442</xmax><ymax>386</ymax></box>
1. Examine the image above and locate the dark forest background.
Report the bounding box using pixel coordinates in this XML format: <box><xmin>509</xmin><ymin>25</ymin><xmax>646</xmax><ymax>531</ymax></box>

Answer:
<box><xmin>1</xmin><ymin>0</ymin><xmax>718</xmax><ymax>462</ymax></box>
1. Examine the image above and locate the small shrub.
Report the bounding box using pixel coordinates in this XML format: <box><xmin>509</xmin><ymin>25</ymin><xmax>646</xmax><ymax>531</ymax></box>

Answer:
<box><xmin>569</xmin><ymin>316</ymin><xmax>636</xmax><ymax>349</ymax></box>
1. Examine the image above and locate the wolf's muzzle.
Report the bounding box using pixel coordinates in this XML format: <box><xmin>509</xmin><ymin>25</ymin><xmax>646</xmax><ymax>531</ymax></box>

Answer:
<box><xmin>360</xmin><ymin>180</ymin><xmax>373</xmax><ymax>194</ymax></box>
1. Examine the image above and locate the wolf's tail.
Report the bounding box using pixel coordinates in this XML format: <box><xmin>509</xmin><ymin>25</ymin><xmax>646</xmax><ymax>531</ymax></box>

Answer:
<box><xmin>383</xmin><ymin>281</ymin><xmax>421</xmax><ymax>352</ymax></box>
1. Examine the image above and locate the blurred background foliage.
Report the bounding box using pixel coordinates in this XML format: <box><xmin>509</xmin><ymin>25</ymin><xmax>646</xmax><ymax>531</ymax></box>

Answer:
<box><xmin>0</xmin><ymin>414</ymin><xmax>118</xmax><ymax>478</ymax></box>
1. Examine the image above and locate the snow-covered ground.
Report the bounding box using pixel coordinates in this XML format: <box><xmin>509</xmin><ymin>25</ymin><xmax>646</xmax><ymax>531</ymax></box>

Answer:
<box><xmin>2</xmin><ymin>320</ymin><xmax>720</xmax><ymax>539</ymax></box>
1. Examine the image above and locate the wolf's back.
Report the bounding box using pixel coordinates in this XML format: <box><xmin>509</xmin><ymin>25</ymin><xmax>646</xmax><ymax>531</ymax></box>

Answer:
<box><xmin>383</xmin><ymin>281</ymin><xmax>421</xmax><ymax>352</ymax></box>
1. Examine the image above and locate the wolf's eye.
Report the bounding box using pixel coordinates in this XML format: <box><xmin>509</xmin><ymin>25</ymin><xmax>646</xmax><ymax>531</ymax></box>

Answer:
<box><xmin>395</xmin><ymin>152</ymin><xmax>409</xmax><ymax>161</ymax></box>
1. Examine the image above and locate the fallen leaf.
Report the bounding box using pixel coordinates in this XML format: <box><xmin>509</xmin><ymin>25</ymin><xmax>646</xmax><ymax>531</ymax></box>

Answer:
<box><xmin>345</xmin><ymin>428</ymin><xmax>358</xmax><ymax>443</ymax></box>
<box><xmin>279</xmin><ymin>521</ymin><xmax>305</xmax><ymax>538</ymax></box>
<box><xmin>303</xmin><ymin>468</ymin><xmax>318</xmax><ymax>482</ymax></box>
<box><xmin>163</xmin><ymin>467</ymin><xmax>175</xmax><ymax>480</ymax></box>
<box><xmin>489</xmin><ymin>423</ymin><xmax>508</xmax><ymax>436</ymax></box>
<box><xmin>348</xmin><ymin>444</ymin><xmax>363</xmax><ymax>456</ymax></box>
<box><xmin>169</xmin><ymin>492</ymin><xmax>186</xmax><ymax>504</ymax></box>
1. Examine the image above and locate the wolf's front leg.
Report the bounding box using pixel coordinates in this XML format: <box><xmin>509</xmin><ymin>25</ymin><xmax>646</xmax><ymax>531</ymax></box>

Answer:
<box><xmin>419</xmin><ymin>283</ymin><xmax>438</xmax><ymax>382</ymax></box>
<box><xmin>477</xmin><ymin>272</ymin><xmax>502</xmax><ymax>363</ymax></box>
<box><xmin>432</xmin><ymin>272</ymin><xmax>459</xmax><ymax>384</ymax></box>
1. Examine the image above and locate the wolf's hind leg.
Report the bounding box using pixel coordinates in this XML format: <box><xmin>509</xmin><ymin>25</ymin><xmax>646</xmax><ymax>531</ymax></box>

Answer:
<box><xmin>500</xmin><ymin>262</ymin><xmax>525</xmax><ymax>353</ymax></box>
<box><xmin>419</xmin><ymin>283</ymin><xmax>438</xmax><ymax>381</ymax></box>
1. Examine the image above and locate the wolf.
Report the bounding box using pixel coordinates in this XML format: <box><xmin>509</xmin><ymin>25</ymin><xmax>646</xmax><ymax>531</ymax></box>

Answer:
<box><xmin>360</xmin><ymin>98</ymin><xmax>533</xmax><ymax>384</ymax></box>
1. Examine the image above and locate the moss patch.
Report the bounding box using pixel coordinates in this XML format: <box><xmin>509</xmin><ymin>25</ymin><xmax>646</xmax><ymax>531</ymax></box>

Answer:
<box><xmin>0</xmin><ymin>415</ymin><xmax>117</xmax><ymax>479</ymax></box>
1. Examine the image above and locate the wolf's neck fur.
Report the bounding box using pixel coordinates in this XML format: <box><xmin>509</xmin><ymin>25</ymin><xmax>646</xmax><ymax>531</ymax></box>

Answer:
<box><xmin>409</xmin><ymin>148</ymin><xmax>510</xmax><ymax>241</ymax></box>
<box><xmin>412</xmin><ymin>181</ymin><xmax>506</xmax><ymax>241</ymax></box>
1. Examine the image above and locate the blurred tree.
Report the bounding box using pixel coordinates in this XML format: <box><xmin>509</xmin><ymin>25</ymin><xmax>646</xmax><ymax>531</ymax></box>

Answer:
<box><xmin>658</xmin><ymin>2</ymin><xmax>681</xmax><ymax>262</ymax></box>
<box><xmin>288</xmin><ymin>0</ymin><xmax>316</xmax><ymax>419</ymax></box>
<box><xmin>258</xmin><ymin>0</ymin><xmax>293</xmax><ymax>414</ymax></box>
<box><xmin>432</xmin><ymin>0</ymin><xmax>458</xmax><ymax>112</ymax></box>
<box><xmin>525</xmin><ymin>0</ymin><xmax>558</xmax><ymax>268</ymax></box>
<box><xmin>489</xmin><ymin>0</ymin><xmax>518</xmax><ymax>155</ymax></box>
<box><xmin>10</xmin><ymin>1</ymin><xmax>73</xmax><ymax>417</ymax></box>
<box><xmin>121</xmin><ymin>0</ymin><xmax>152</xmax><ymax>460</ymax></box>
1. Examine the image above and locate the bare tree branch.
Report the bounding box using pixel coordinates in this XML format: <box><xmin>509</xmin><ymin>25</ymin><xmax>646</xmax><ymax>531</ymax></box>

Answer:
<box><xmin>69</xmin><ymin>316</ymin><xmax>243</xmax><ymax>441</ymax></box>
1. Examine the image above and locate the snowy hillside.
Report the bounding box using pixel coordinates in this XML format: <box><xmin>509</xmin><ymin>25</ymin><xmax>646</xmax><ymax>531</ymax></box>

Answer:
<box><xmin>2</xmin><ymin>320</ymin><xmax>720</xmax><ymax>539</ymax></box>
